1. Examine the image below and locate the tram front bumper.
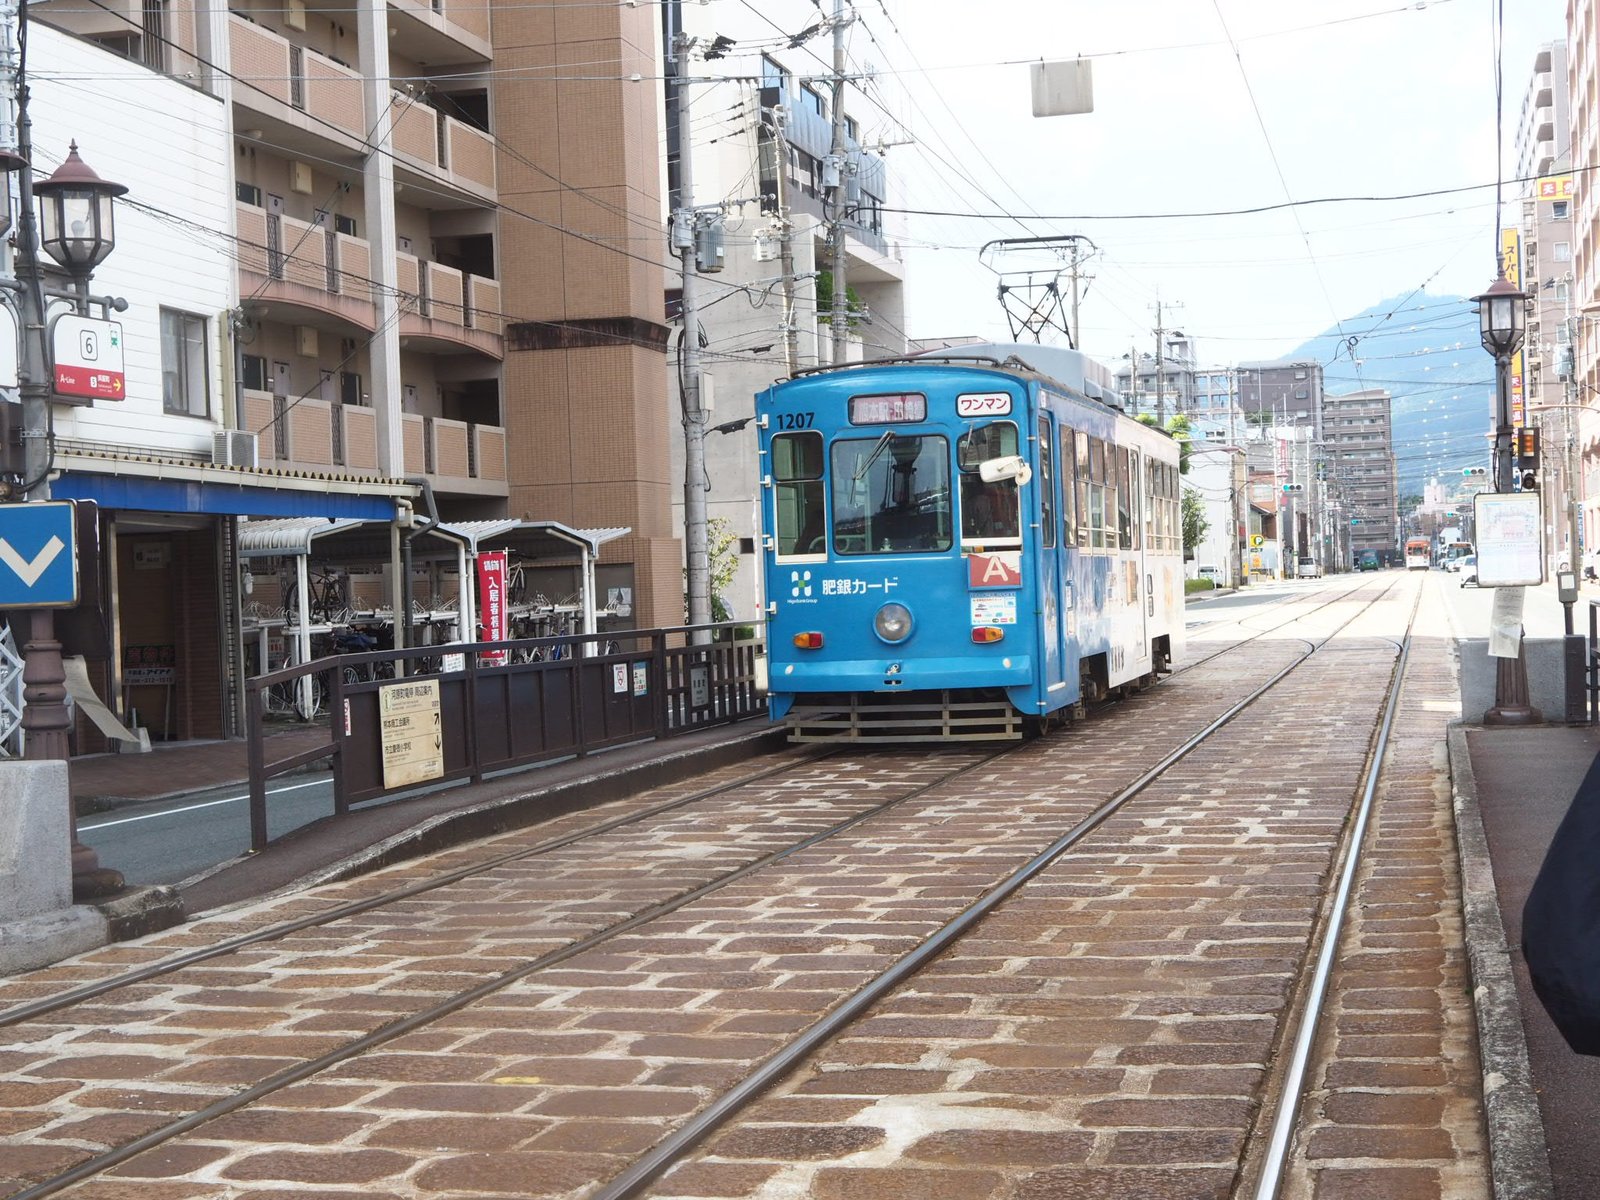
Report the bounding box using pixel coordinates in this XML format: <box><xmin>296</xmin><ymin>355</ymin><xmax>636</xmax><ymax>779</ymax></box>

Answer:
<box><xmin>768</xmin><ymin>654</ymin><xmax>1033</xmax><ymax>705</ymax></box>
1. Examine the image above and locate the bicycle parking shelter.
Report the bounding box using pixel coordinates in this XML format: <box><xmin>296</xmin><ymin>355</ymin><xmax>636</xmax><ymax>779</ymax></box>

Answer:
<box><xmin>237</xmin><ymin>516</ymin><xmax>628</xmax><ymax>714</ymax></box>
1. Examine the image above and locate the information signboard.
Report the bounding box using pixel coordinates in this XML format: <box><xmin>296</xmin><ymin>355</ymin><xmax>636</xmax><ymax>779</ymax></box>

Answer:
<box><xmin>52</xmin><ymin>315</ymin><xmax>125</xmax><ymax>401</ymax></box>
<box><xmin>379</xmin><ymin>678</ymin><xmax>443</xmax><ymax>789</ymax></box>
<box><xmin>1473</xmin><ymin>491</ymin><xmax>1543</xmax><ymax>587</ymax></box>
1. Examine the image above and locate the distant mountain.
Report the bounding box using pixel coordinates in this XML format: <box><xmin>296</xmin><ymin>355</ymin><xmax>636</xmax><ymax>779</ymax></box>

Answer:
<box><xmin>1283</xmin><ymin>293</ymin><xmax>1493</xmax><ymax>499</ymax></box>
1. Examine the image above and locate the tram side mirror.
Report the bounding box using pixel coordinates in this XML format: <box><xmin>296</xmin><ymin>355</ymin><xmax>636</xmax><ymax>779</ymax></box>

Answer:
<box><xmin>979</xmin><ymin>455</ymin><xmax>1032</xmax><ymax>486</ymax></box>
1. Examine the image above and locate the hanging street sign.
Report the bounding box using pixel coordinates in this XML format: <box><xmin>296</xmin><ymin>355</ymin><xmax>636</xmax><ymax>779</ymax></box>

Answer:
<box><xmin>52</xmin><ymin>315</ymin><xmax>125</xmax><ymax>401</ymax></box>
<box><xmin>0</xmin><ymin>500</ymin><xmax>79</xmax><ymax>608</ymax></box>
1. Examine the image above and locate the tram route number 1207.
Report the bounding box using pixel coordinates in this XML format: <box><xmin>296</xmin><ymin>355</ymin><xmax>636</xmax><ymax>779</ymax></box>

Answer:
<box><xmin>774</xmin><ymin>412</ymin><xmax>815</xmax><ymax>430</ymax></box>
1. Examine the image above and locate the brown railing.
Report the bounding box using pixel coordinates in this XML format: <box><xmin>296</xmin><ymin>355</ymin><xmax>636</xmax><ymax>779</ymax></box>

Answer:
<box><xmin>243</xmin><ymin>623</ymin><xmax>766</xmax><ymax>852</ymax></box>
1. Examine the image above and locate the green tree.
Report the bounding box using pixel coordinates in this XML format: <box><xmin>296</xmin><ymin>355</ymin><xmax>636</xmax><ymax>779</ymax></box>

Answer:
<box><xmin>815</xmin><ymin>271</ymin><xmax>863</xmax><ymax>328</ymax></box>
<box><xmin>1181</xmin><ymin>486</ymin><xmax>1209</xmax><ymax>558</ymax></box>
<box><xmin>1135</xmin><ymin>412</ymin><xmax>1194</xmax><ymax>473</ymax></box>
<box><xmin>707</xmin><ymin>517</ymin><xmax>739</xmax><ymax>622</ymax></box>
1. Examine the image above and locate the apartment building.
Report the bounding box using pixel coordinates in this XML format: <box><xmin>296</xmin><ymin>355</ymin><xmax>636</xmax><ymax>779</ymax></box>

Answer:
<box><xmin>21</xmin><ymin>0</ymin><xmax>695</xmax><ymax>751</ymax></box>
<box><xmin>1570</xmin><ymin>0</ymin><xmax>1600</xmax><ymax>548</ymax></box>
<box><xmin>1323</xmin><ymin>388</ymin><xmax>1398</xmax><ymax>565</ymax></box>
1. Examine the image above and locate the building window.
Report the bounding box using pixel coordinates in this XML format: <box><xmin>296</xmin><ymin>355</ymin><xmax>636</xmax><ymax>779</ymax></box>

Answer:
<box><xmin>844</xmin><ymin>114</ymin><xmax>858</xmax><ymax>141</ymax></box>
<box><xmin>161</xmin><ymin>309</ymin><xmax>208</xmax><ymax>417</ymax></box>
<box><xmin>1554</xmin><ymin>200</ymin><xmax>1570</xmax><ymax>220</ymax></box>
<box><xmin>334</xmin><ymin>214</ymin><xmax>357</xmax><ymax>236</ymax></box>
<box><xmin>241</xmin><ymin>353</ymin><xmax>267</xmax><ymax>392</ymax></box>
<box><xmin>1555</xmin><ymin>240</ymin><xmax>1572</xmax><ymax>263</ymax></box>
<box><xmin>801</xmin><ymin>85</ymin><xmax>827</xmax><ymax>119</ymax></box>
<box><xmin>340</xmin><ymin>371</ymin><xmax>364</xmax><ymax>406</ymax></box>
<box><xmin>236</xmin><ymin>181</ymin><xmax>262</xmax><ymax>207</ymax></box>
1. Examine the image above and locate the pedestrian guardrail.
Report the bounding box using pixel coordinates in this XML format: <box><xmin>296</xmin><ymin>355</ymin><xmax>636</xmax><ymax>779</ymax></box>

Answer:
<box><xmin>243</xmin><ymin>622</ymin><xmax>766</xmax><ymax>852</ymax></box>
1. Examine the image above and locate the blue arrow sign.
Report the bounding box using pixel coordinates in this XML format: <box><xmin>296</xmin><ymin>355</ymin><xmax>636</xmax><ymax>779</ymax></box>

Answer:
<box><xmin>0</xmin><ymin>501</ymin><xmax>78</xmax><ymax>608</ymax></box>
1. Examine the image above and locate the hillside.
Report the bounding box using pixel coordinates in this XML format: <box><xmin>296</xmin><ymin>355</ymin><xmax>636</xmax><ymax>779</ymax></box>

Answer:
<box><xmin>1283</xmin><ymin>293</ymin><xmax>1493</xmax><ymax>499</ymax></box>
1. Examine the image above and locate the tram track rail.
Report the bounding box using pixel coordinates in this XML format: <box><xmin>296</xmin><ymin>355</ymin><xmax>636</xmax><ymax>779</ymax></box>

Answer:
<box><xmin>588</xmin><ymin>574</ymin><xmax>1421</xmax><ymax>1198</ymax></box>
<box><xmin>0</xmin><ymin>574</ymin><xmax>1419</xmax><ymax>1200</ymax></box>
<box><xmin>2</xmin><ymin>577</ymin><xmax>1388</xmax><ymax>1033</ymax></box>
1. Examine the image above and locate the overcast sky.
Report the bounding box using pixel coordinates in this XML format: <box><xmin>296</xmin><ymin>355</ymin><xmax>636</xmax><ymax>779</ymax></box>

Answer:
<box><xmin>855</xmin><ymin>0</ymin><xmax>1567</xmax><ymax>366</ymax></box>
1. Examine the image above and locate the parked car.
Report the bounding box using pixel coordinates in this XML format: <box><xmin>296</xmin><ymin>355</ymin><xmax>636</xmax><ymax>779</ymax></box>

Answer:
<box><xmin>1197</xmin><ymin>565</ymin><xmax>1222</xmax><ymax>584</ymax></box>
<box><xmin>1297</xmin><ymin>557</ymin><xmax>1322</xmax><ymax>578</ymax></box>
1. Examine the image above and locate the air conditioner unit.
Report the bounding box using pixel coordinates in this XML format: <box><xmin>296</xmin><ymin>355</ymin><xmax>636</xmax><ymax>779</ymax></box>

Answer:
<box><xmin>295</xmin><ymin>325</ymin><xmax>319</xmax><ymax>356</ymax></box>
<box><xmin>285</xmin><ymin>0</ymin><xmax>307</xmax><ymax>30</ymax></box>
<box><xmin>212</xmin><ymin>430</ymin><xmax>259</xmax><ymax>468</ymax></box>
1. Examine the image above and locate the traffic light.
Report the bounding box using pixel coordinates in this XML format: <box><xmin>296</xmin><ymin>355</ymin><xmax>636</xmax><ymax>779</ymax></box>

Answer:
<box><xmin>1462</xmin><ymin>466</ymin><xmax>1489</xmax><ymax>478</ymax></box>
<box><xmin>1281</xmin><ymin>483</ymin><xmax>1304</xmax><ymax>493</ymax></box>
<box><xmin>1516</xmin><ymin>428</ymin><xmax>1540</xmax><ymax>492</ymax></box>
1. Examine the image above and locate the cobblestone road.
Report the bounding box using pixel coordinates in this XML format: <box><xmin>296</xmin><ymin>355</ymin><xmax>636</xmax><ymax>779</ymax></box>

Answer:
<box><xmin>0</xmin><ymin>574</ymin><xmax>1488</xmax><ymax>1200</ymax></box>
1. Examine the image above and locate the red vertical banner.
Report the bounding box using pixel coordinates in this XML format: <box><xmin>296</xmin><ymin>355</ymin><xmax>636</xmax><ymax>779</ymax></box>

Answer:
<box><xmin>476</xmin><ymin>551</ymin><xmax>509</xmax><ymax>665</ymax></box>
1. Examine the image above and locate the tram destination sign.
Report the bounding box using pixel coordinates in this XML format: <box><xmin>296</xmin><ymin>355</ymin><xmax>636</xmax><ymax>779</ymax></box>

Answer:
<box><xmin>379</xmin><ymin>678</ymin><xmax>444</xmax><ymax>789</ymax></box>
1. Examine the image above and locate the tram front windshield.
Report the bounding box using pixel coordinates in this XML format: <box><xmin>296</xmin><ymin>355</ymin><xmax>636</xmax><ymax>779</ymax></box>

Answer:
<box><xmin>830</xmin><ymin>434</ymin><xmax>952</xmax><ymax>555</ymax></box>
<box><xmin>957</xmin><ymin>422</ymin><xmax>1022</xmax><ymax>543</ymax></box>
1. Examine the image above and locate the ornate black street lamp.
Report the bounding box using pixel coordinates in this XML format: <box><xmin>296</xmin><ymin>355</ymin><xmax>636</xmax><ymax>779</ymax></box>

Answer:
<box><xmin>33</xmin><ymin>142</ymin><xmax>126</xmax><ymax>278</ymax></box>
<box><xmin>1473</xmin><ymin>274</ymin><xmax>1540</xmax><ymax>726</ymax></box>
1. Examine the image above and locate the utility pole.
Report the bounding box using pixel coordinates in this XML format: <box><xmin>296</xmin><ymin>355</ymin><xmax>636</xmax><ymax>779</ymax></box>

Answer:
<box><xmin>827</xmin><ymin>0</ymin><xmax>852</xmax><ymax>365</ymax></box>
<box><xmin>769</xmin><ymin>105</ymin><xmax>799</xmax><ymax>376</ymax></box>
<box><xmin>1153</xmin><ymin>300</ymin><xmax>1166</xmax><ymax>426</ymax></box>
<box><xmin>1069</xmin><ymin>240</ymin><xmax>1083</xmax><ymax>350</ymax></box>
<box><xmin>669</xmin><ymin>16</ymin><xmax>709</xmax><ymax>628</ymax></box>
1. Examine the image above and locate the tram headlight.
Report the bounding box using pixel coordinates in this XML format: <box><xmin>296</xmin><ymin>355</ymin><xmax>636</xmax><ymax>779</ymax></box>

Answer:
<box><xmin>873</xmin><ymin>602</ymin><xmax>913</xmax><ymax>643</ymax></box>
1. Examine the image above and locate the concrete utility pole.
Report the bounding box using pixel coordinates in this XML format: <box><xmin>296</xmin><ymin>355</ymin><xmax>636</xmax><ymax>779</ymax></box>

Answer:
<box><xmin>770</xmin><ymin>105</ymin><xmax>799</xmax><ymax>377</ymax></box>
<box><xmin>1068</xmin><ymin>240</ymin><xmax>1083</xmax><ymax>350</ymax></box>
<box><xmin>827</xmin><ymin>0</ymin><xmax>852</xmax><ymax>365</ymax></box>
<box><xmin>1153</xmin><ymin>301</ymin><xmax>1166</xmax><ymax>426</ymax></box>
<box><xmin>670</xmin><ymin>19</ymin><xmax>709</xmax><ymax>628</ymax></box>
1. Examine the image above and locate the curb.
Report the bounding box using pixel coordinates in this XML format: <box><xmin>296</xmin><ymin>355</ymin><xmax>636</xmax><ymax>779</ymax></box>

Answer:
<box><xmin>1448</xmin><ymin>722</ymin><xmax>1555</xmax><ymax>1200</ymax></box>
<box><xmin>177</xmin><ymin>723</ymin><xmax>793</xmax><ymax>915</ymax></box>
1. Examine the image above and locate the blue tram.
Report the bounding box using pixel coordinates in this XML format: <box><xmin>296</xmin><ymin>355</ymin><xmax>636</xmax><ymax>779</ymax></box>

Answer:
<box><xmin>756</xmin><ymin>343</ymin><xmax>1185</xmax><ymax>740</ymax></box>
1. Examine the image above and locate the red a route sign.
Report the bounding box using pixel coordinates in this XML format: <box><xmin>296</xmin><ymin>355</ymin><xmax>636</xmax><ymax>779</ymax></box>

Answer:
<box><xmin>52</xmin><ymin>315</ymin><xmax>125</xmax><ymax>401</ymax></box>
<box><xmin>968</xmin><ymin>551</ymin><xmax>1022</xmax><ymax>589</ymax></box>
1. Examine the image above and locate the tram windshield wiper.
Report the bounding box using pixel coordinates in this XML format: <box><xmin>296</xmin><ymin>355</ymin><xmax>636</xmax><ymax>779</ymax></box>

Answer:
<box><xmin>854</xmin><ymin>431</ymin><xmax>895</xmax><ymax>481</ymax></box>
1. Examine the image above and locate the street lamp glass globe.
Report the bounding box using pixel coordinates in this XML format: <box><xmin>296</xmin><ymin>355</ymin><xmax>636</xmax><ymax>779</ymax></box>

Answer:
<box><xmin>1474</xmin><ymin>276</ymin><xmax>1526</xmax><ymax>358</ymax></box>
<box><xmin>32</xmin><ymin>142</ymin><xmax>126</xmax><ymax>276</ymax></box>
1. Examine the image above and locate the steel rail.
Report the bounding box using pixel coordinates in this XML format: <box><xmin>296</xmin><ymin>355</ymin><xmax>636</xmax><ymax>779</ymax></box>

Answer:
<box><xmin>1247</xmin><ymin>607</ymin><xmax>1420</xmax><ymax>1197</ymax></box>
<box><xmin>591</xmin><ymin>590</ymin><xmax>1410</xmax><ymax>1200</ymax></box>
<box><xmin>5</xmin><ymin>579</ymin><xmax>1379</xmax><ymax>1027</ymax></box>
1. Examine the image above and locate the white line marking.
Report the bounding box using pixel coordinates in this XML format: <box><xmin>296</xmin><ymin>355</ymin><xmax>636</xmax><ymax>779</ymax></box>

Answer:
<box><xmin>77</xmin><ymin>777</ymin><xmax>329</xmax><ymax>831</ymax></box>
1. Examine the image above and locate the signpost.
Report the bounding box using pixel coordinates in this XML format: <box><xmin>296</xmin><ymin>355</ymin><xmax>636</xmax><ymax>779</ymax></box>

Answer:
<box><xmin>0</xmin><ymin>500</ymin><xmax>77</xmax><ymax>608</ymax></box>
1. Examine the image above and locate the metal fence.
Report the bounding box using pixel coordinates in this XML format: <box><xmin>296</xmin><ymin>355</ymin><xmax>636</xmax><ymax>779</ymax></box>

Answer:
<box><xmin>244</xmin><ymin>623</ymin><xmax>766</xmax><ymax>851</ymax></box>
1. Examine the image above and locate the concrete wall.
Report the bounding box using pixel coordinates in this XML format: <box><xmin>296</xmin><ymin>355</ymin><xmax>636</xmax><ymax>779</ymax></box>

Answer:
<box><xmin>1457</xmin><ymin>636</ymin><xmax>1587</xmax><ymax>723</ymax></box>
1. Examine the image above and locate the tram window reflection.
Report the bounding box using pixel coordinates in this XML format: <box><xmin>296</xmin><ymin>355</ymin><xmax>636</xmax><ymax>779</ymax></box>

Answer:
<box><xmin>957</xmin><ymin>422</ymin><xmax>1022</xmax><ymax>544</ymax></box>
<box><xmin>830</xmin><ymin>434</ymin><xmax>952</xmax><ymax>555</ymax></box>
<box><xmin>773</xmin><ymin>431</ymin><xmax>826</xmax><ymax>557</ymax></box>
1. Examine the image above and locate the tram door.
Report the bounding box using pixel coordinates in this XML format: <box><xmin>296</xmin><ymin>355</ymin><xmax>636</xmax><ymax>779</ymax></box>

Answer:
<box><xmin>1132</xmin><ymin>449</ymin><xmax>1150</xmax><ymax>669</ymax></box>
<box><xmin>1038</xmin><ymin>413</ymin><xmax>1067</xmax><ymax>694</ymax></box>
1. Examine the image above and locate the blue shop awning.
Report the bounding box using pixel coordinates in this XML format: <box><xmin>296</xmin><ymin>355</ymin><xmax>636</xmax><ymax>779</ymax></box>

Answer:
<box><xmin>50</xmin><ymin>456</ymin><xmax>415</xmax><ymax>522</ymax></box>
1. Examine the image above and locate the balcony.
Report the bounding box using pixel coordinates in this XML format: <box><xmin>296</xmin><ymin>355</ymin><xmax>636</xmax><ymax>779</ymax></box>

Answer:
<box><xmin>386</xmin><ymin>0</ymin><xmax>492</xmax><ymax>74</ymax></box>
<box><xmin>229</xmin><ymin>16</ymin><xmax>367</xmax><ymax>148</ymax></box>
<box><xmin>229</xmin><ymin>16</ymin><xmax>494</xmax><ymax>204</ymax></box>
<box><xmin>243</xmin><ymin>390</ymin><xmax>507</xmax><ymax>494</ymax></box>
<box><xmin>239</xmin><ymin>202</ymin><xmax>502</xmax><ymax>358</ymax></box>
<box><xmin>395</xmin><ymin>252</ymin><xmax>504</xmax><ymax>356</ymax></box>
<box><xmin>387</xmin><ymin>92</ymin><xmax>497</xmax><ymax>200</ymax></box>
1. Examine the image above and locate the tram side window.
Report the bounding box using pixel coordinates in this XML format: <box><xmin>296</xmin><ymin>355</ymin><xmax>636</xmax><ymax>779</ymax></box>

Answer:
<box><xmin>831</xmin><ymin>433</ymin><xmax>952</xmax><ymax>555</ymax></box>
<box><xmin>1037</xmin><ymin>417</ymin><xmax>1055</xmax><ymax>549</ymax></box>
<box><xmin>773</xmin><ymin>431</ymin><xmax>826</xmax><ymax>557</ymax></box>
<box><xmin>1144</xmin><ymin>458</ymin><xmax>1158</xmax><ymax>548</ymax></box>
<box><xmin>957</xmin><ymin>422</ymin><xmax>1022</xmax><ymax>544</ymax></box>
<box><xmin>1116</xmin><ymin>447</ymin><xmax>1133</xmax><ymax>550</ymax></box>
<box><xmin>1088</xmin><ymin>436</ymin><xmax>1111</xmax><ymax>550</ymax></box>
<box><xmin>1075</xmin><ymin>431</ymin><xmax>1090</xmax><ymax>549</ymax></box>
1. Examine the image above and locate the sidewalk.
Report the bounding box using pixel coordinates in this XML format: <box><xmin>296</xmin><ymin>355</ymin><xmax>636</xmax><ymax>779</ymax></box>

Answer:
<box><xmin>1455</xmin><ymin>722</ymin><xmax>1600</xmax><ymax>1200</ymax></box>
